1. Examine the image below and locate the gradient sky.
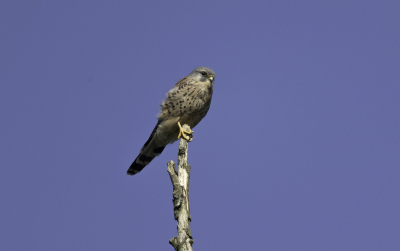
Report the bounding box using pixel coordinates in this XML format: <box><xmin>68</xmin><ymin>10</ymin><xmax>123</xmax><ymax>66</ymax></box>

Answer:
<box><xmin>1</xmin><ymin>1</ymin><xmax>400</xmax><ymax>250</ymax></box>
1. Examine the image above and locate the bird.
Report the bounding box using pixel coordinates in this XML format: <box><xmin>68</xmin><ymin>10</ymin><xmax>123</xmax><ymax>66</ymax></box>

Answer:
<box><xmin>127</xmin><ymin>66</ymin><xmax>216</xmax><ymax>175</ymax></box>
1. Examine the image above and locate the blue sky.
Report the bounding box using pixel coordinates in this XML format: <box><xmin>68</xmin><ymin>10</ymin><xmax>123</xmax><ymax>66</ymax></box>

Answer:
<box><xmin>1</xmin><ymin>1</ymin><xmax>399</xmax><ymax>250</ymax></box>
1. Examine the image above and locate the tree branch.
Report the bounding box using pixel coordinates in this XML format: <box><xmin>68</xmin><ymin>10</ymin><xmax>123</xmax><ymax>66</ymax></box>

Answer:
<box><xmin>167</xmin><ymin>124</ymin><xmax>194</xmax><ymax>251</ymax></box>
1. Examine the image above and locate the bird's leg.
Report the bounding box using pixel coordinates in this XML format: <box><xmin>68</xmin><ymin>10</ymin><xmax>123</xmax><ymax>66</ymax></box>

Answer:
<box><xmin>177</xmin><ymin>121</ymin><xmax>194</xmax><ymax>141</ymax></box>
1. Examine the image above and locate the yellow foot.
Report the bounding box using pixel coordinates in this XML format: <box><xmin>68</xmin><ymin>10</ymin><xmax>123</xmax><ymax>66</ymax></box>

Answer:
<box><xmin>177</xmin><ymin>122</ymin><xmax>194</xmax><ymax>141</ymax></box>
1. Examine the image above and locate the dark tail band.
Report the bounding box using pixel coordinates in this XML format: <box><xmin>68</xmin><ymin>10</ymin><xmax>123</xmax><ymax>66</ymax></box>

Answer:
<box><xmin>127</xmin><ymin>146</ymin><xmax>166</xmax><ymax>175</ymax></box>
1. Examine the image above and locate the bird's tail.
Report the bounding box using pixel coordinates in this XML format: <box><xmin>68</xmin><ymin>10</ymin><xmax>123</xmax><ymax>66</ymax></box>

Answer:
<box><xmin>127</xmin><ymin>122</ymin><xmax>166</xmax><ymax>175</ymax></box>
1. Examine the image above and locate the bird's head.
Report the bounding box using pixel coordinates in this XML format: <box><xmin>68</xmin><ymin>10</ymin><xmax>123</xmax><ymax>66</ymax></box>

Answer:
<box><xmin>189</xmin><ymin>66</ymin><xmax>216</xmax><ymax>84</ymax></box>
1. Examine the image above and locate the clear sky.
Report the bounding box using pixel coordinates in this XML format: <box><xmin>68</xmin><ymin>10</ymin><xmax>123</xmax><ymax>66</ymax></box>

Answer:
<box><xmin>1</xmin><ymin>1</ymin><xmax>399</xmax><ymax>250</ymax></box>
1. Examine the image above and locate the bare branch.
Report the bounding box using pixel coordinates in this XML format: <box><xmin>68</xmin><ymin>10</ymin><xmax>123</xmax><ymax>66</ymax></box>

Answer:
<box><xmin>167</xmin><ymin>124</ymin><xmax>194</xmax><ymax>251</ymax></box>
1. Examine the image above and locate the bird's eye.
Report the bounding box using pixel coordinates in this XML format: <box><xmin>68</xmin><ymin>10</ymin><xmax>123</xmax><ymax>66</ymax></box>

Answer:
<box><xmin>201</xmin><ymin>72</ymin><xmax>207</xmax><ymax>76</ymax></box>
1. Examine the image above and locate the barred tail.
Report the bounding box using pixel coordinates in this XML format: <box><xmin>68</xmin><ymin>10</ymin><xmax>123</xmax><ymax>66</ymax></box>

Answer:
<box><xmin>127</xmin><ymin>122</ymin><xmax>166</xmax><ymax>175</ymax></box>
<box><xmin>127</xmin><ymin>146</ymin><xmax>165</xmax><ymax>175</ymax></box>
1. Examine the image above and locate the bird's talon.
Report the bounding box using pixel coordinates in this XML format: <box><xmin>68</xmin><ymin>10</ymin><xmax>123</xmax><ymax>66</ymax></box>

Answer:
<box><xmin>177</xmin><ymin>122</ymin><xmax>194</xmax><ymax>141</ymax></box>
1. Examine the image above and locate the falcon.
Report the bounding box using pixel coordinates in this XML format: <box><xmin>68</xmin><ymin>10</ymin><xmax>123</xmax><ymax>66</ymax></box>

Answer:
<box><xmin>127</xmin><ymin>67</ymin><xmax>216</xmax><ymax>175</ymax></box>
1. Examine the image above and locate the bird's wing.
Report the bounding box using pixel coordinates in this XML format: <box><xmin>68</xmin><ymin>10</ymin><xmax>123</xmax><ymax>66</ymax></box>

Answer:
<box><xmin>158</xmin><ymin>77</ymin><xmax>199</xmax><ymax>121</ymax></box>
<box><xmin>127</xmin><ymin>77</ymin><xmax>201</xmax><ymax>175</ymax></box>
<box><xmin>127</xmin><ymin>79</ymin><xmax>190</xmax><ymax>175</ymax></box>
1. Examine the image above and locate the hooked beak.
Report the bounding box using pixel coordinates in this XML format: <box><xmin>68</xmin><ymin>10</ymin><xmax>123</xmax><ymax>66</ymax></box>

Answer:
<box><xmin>208</xmin><ymin>76</ymin><xmax>214</xmax><ymax>82</ymax></box>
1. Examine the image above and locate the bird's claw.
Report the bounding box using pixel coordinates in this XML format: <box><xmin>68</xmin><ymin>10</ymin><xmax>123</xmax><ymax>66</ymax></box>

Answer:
<box><xmin>177</xmin><ymin>122</ymin><xmax>194</xmax><ymax>141</ymax></box>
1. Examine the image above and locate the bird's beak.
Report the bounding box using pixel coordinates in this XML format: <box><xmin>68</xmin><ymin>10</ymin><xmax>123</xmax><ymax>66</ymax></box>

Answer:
<box><xmin>208</xmin><ymin>76</ymin><xmax>214</xmax><ymax>82</ymax></box>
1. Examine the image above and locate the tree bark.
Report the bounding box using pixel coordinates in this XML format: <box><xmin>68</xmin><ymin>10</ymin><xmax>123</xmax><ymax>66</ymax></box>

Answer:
<box><xmin>167</xmin><ymin>124</ymin><xmax>194</xmax><ymax>251</ymax></box>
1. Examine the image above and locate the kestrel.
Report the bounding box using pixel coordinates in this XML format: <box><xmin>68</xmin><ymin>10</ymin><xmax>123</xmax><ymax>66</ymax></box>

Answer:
<box><xmin>127</xmin><ymin>67</ymin><xmax>216</xmax><ymax>175</ymax></box>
